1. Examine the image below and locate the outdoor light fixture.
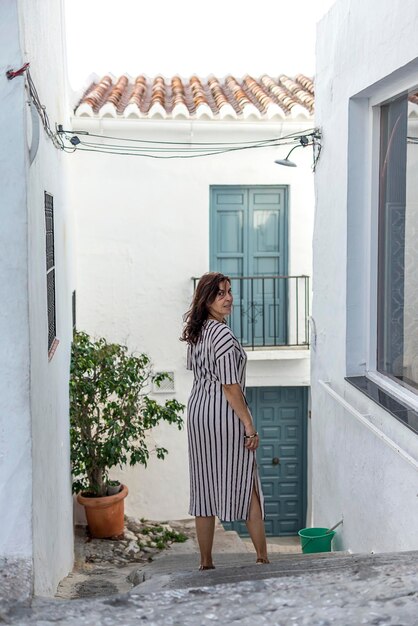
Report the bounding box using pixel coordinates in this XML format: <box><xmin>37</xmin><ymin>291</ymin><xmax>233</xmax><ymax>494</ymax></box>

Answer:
<box><xmin>275</xmin><ymin>130</ymin><xmax>322</xmax><ymax>170</ymax></box>
<box><xmin>275</xmin><ymin>143</ymin><xmax>302</xmax><ymax>167</ymax></box>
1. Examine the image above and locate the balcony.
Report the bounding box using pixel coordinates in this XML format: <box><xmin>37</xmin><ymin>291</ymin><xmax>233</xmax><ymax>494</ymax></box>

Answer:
<box><xmin>193</xmin><ymin>275</ymin><xmax>310</xmax><ymax>350</ymax></box>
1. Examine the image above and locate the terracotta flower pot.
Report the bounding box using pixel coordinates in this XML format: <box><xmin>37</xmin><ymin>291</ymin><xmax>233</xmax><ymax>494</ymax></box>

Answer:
<box><xmin>77</xmin><ymin>484</ymin><xmax>129</xmax><ymax>538</ymax></box>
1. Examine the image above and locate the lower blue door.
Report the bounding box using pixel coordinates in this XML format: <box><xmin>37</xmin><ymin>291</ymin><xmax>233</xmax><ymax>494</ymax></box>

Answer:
<box><xmin>223</xmin><ymin>386</ymin><xmax>308</xmax><ymax>536</ymax></box>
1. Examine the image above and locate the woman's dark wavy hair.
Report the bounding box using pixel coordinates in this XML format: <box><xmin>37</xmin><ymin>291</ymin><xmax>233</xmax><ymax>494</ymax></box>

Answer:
<box><xmin>181</xmin><ymin>272</ymin><xmax>231</xmax><ymax>345</ymax></box>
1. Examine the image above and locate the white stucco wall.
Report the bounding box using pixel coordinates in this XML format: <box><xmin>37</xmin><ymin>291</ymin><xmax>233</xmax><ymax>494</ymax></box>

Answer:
<box><xmin>69</xmin><ymin>118</ymin><xmax>314</xmax><ymax>520</ymax></box>
<box><xmin>0</xmin><ymin>0</ymin><xmax>74</xmax><ymax>597</ymax></box>
<box><xmin>313</xmin><ymin>0</ymin><xmax>418</xmax><ymax>552</ymax></box>
<box><xmin>0</xmin><ymin>0</ymin><xmax>33</xmax><ymax>573</ymax></box>
<box><xmin>19</xmin><ymin>0</ymin><xmax>74</xmax><ymax>595</ymax></box>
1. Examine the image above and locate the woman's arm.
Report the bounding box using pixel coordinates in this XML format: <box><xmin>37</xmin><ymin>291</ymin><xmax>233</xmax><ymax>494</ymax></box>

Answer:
<box><xmin>222</xmin><ymin>383</ymin><xmax>259</xmax><ymax>450</ymax></box>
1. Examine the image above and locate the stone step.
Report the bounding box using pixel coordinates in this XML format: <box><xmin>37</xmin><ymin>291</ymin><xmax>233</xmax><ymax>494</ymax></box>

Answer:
<box><xmin>130</xmin><ymin>552</ymin><xmax>358</xmax><ymax>593</ymax></box>
<box><xmin>137</xmin><ymin>547</ymin><xmax>347</xmax><ymax>574</ymax></box>
<box><xmin>6</xmin><ymin>551</ymin><xmax>418</xmax><ymax>625</ymax></box>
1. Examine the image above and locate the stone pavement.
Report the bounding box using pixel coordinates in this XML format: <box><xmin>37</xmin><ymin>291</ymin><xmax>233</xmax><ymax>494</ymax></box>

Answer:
<box><xmin>0</xmin><ymin>557</ymin><xmax>32</xmax><ymax>608</ymax></box>
<box><xmin>1</xmin><ymin>519</ymin><xmax>417</xmax><ymax>625</ymax></box>
<box><xmin>56</xmin><ymin>518</ymin><xmax>300</xmax><ymax>599</ymax></box>
<box><xmin>56</xmin><ymin>519</ymin><xmax>195</xmax><ymax>599</ymax></box>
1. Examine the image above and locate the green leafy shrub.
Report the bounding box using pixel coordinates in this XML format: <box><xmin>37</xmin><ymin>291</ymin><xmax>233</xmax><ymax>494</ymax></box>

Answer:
<box><xmin>70</xmin><ymin>331</ymin><xmax>184</xmax><ymax>496</ymax></box>
<box><xmin>138</xmin><ymin>522</ymin><xmax>188</xmax><ymax>550</ymax></box>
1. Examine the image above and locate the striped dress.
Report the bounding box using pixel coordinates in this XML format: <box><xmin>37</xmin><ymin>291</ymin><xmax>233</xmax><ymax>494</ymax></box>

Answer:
<box><xmin>186</xmin><ymin>319</ymin><xmax>264</xmax><ymax>521</ymax></box>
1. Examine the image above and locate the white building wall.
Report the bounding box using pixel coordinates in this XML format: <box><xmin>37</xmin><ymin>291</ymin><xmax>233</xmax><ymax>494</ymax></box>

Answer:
<box><xmin>0</xmin><ymin>1</ymin><xmax>33</xmax><ymax>585</ymax></box>
<box><xmin>0</xmin><ymin>0</ymin><xmax>73</xmax><ymax>597</ymax></box>
<box><xmin>69</xmin><ymin>118</ymin><xmax>313</xmax><ymax>520</ymax></box>
<box><xmin>313</xmin><ymin>0</ymin><xmax>418</xmax><ymax>552</ymax></box>
<box><xmin>18</xmin><ymin>0</ymin><xmax>74</xmax><ymax>595</ymax></box>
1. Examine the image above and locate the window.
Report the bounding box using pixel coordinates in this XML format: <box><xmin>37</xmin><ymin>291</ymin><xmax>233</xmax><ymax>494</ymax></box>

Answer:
<box><xmin>72</xmin><ymin>290</ymin><xmax>76</xmax><ymax>331</ymax></box>
<box><xmin>45</xmin><ymin>192</ymin><xmax>57</xmax><ymax>352</ymax></box>
<box><xmin>377</xmin><ymin>93</ymin><xmax>418</xmax><ymax>392</ymax></box>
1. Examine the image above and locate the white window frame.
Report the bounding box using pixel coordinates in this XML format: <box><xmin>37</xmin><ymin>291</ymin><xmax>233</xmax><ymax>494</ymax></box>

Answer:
<box><xmin>346</xmin><ymin>67</ymin><xmax>418</xmax><ymax>412</ymax></box>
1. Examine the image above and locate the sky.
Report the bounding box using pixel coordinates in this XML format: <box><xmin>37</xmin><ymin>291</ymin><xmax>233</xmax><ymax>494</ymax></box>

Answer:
<box><xmin>65</xmin><ymin>0</ymin><xmax>335</xmax><ymax>89</ymax></box>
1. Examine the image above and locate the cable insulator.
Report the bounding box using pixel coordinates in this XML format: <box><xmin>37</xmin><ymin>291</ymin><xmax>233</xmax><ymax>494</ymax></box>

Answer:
<box><xmin>6</xmin><ymin>62</ymin><xmax>30</xmax><ymax>80</ymax></box>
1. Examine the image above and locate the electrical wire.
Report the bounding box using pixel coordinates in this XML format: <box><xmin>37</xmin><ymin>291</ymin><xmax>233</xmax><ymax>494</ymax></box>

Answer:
<box><xmin>26</xmin><ymin>68</ymin><xmax>63</xmax><ymax>150</ymax></box>
<box><xmin>73</xmin><ymin>136</ymin><xmax>295</xmax><ymax>156</ymax></box>
<box><xmin>62</xmin><ymin>129</ymin><xmax>319</xmax><ymax>159</ymax></box>
<box><xmin>76</xmin><ymin>139</ymin><xmax>292</xmax><ymax>152</ymax></box>
<box><xmin>73</xmin><ymin>140</ymin><xmax>296</xmax><ymax>159</ymax></box>
<box><xmin>7</xmin><ymin>62</ymin><xmax>63</xmax><ymax>149</ymax></box>
<box><xmin>312</xmin><ymin>140</ymin><xmax>322</xmax><ymax>172</ymax></box>
<box><xmin>69</xmin><ymin>128</ymin><xmax>318</xmax><ymax>147</ymax></box>
<box><xmin>6</xmin><ymin>62</ymin><xmax>321</xmax><ymax>161</ymax></box>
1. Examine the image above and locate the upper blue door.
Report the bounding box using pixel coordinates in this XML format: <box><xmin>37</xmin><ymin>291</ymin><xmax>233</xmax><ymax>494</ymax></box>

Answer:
<box><xmin>210</xmin><ymin>186</ymin><xmax>288</xmax><ymax>346</ymax></box>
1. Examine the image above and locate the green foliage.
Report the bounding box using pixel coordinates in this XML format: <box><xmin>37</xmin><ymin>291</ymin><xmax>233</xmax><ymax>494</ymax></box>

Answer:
<box><xmin>152</xmin><ymin>529</ymin><xmax>188</xmax><ymax>549</ymax></box>
<box><xmin>164</xmin><ymin>529</ymin><xmax>188</xmax><ymax>543</ymax></box>
<box><xmin>138</xmin><ymin>522</ymin><xmax>188</xmax><ymax>551</ymax></box>
<box><xmin>70</xmin><ymin>331</ymin><xmax>184</xmax><ymax>497</ymax></box>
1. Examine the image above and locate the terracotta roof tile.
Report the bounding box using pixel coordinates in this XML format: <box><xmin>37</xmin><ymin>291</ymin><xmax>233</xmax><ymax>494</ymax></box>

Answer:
<box><xmin>207</xmin><ymin>76</ymin><xmax>230</xmax><ymax>110</ymax></box>
<box><xmin>151</xmin><ymin>76</ymin><xmax>166</xmax><ymax>107</ymax></box>
<box><xmin>81</xmin><ymin>75</ymin><xmax>113</xmax><ymax>110</ymax></box>
<box><xmin>171</xmin><ymin>76</ymin><xmax>186</xmax><ymax>107</ymax></box>
<box><xmin>110</xmin><ymin>76</ymin><xmax>126</xmax><ymax>104</ymax></box>
<box><xmin>128</xmin><ymin>75</ymin><xmax>147</xmax><ymax>110</ymax></box>
<box><xmin>243</xmin><ymin>75</ymin><xmax>274</xmax><ymax>112</ymax></box>
<box><xmin>75</xmin><ymin>74</ymin><xmax>315</xmax><ymax>120</ymax></box>
<box><xmin>190</xmin><ymin>75</ymin><xmax>206</xmax><ymax>108</ymax></box>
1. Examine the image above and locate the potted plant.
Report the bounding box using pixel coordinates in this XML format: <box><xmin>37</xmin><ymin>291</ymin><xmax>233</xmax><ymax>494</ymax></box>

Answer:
<box><xmin>70</xmin><ymin>331</ymin><xmax>184</xmax><ymax>538</ymax></box>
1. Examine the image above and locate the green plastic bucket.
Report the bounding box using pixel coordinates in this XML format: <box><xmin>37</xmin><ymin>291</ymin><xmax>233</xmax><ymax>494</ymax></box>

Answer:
<box><xmin>298</xmin><ymin>527</ymin><xmax>335</xmax><ymax>554</ymax></box>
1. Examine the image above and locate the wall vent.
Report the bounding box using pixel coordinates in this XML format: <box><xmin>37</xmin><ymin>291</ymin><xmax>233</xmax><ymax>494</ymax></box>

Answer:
<box><xmin>153</xmin><ymin>372</ymin><xmax>175</xmax><ymax>393</ymax></box>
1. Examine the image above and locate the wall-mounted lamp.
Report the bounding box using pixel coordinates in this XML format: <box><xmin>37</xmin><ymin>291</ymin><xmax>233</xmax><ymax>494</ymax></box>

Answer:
<box><xmin>275</xmin><ymin>130</ymin><xmax>322</xmax><ymax>170</ymax></box>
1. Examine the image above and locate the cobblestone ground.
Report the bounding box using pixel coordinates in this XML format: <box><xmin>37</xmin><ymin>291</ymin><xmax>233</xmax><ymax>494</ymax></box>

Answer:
<box><xmin>3</xmin><ymin>555</ymin><xmax>418</xmax><ymax>626</ymax></box>
<box><xmin>1</xmin><ymin>519</ymin><xmax>417</xmax><ymax>626</ymax></box>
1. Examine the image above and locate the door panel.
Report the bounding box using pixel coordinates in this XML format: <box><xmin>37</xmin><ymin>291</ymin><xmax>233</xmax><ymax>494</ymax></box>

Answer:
<box><xmin>211</xmin><ymin>188</ymin><xmax>249</xmax><ymax>343</ymax></box>
<box><xmin>249</xmin><ymin>188</ymin><xmax>287</xmax><ymax>345</ymax></box>
<box><xmin>218</xmin><ymin>211</ymin><xmax>243</xmax><ymax>253</ymax></box>
<box><xmin>223</xmin><ymin>386</ymin><xmax>307</xmax><ymax>537</ymax></box>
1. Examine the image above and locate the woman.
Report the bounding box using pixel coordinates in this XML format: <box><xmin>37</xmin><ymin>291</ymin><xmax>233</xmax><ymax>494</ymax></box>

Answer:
<box><xmin>182</xmin><ymin>272</ymin><xmax>269</xmax><ymax>569</ymax></box>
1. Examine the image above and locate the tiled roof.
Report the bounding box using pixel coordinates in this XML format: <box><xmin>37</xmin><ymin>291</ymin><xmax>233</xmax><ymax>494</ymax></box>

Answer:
<box><xmin>74</xmin><ymin>74</ymin><xmax>314</xmax><ymax>120</ymax></box>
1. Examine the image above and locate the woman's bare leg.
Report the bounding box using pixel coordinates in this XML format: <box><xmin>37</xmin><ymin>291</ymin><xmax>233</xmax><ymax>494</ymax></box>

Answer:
<box><xmin>245</xmin><ymin>487</ymin><xmax>268</xmax><ymax>562</ymax></box>
<box><xmin>195</xmin><ymin>516</ymin><xmax>216</xmax><ymax>567</ymax></box>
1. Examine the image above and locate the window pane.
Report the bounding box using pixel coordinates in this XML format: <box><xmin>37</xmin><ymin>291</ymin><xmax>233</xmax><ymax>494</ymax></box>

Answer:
<box><xmin>377</xmin><ymin>94</ymin><xmax>418</xmax><ymax>391</ymax></box>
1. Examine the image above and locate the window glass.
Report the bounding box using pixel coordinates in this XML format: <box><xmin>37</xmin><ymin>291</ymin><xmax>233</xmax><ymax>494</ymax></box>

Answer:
<box><xmin>377</xmin><ymin>93</ymin><xmax>418</xmax><ymax>391</ymax></box>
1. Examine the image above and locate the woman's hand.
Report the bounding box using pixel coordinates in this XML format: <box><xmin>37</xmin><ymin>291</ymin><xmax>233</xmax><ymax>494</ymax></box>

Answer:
<box><xmin>244</xmin><ymin>431</ymin><xmax>259</xmax><ymax>451</ymax></box>
<box><xmin>222</xmin><ymin>383</ymin><xmax>260</xmax><ymax>451</ymax></box>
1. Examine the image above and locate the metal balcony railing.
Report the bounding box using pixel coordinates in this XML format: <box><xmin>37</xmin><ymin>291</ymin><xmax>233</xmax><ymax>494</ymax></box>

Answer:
<box><xmin>192</xmin><ymin>275</ymin><xmax>310</xmax><ymax>350</ymax></box>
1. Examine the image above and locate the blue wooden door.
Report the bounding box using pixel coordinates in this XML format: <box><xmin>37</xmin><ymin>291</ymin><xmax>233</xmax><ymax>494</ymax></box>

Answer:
<box><xmin>210</xmin><ymin>186</ymin><xmax>288</xmax><ymax>346</ymax></box>
<box><xmin>223</xmin><ymin>386</ymin><xmax>307</xmax><ymax>537</ymax></box>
